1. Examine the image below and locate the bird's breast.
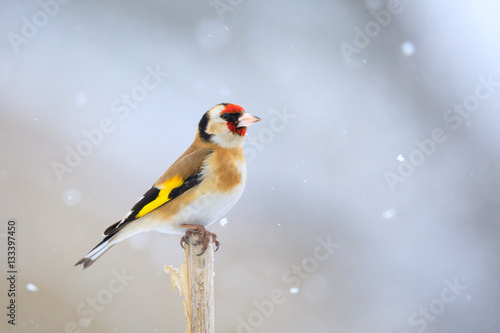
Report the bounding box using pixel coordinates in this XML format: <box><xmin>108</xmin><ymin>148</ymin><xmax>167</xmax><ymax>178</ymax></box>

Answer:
<box><xmin>201</xmin><ymin>147</ymin><xmax>247</xmax><ymax>193</ymax></box>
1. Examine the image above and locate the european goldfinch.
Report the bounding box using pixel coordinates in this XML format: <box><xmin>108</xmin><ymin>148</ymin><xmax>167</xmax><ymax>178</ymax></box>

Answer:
<box><xmin>75</xmin><ymin>103</ymin><xmax>260</xmax><ymax>269</ymax></box>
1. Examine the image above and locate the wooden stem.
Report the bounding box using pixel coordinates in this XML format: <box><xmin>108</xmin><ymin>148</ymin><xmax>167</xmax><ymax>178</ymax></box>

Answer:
<box><xmin>165</xmin><ymin>234</ymin><xmax>215</xmax><ymax>333</ymax></box>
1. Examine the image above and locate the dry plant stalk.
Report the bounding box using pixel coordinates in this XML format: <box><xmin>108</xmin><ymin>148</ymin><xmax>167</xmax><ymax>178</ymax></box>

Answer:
<box><xmin>165</xmin><ymin>234</ymin><xmax>215</xmax><ymax>333</ymax></box>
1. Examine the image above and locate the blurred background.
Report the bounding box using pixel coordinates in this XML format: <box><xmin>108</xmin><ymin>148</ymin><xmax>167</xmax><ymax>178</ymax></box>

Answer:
<box><xmin>1</xmin><ymin>0</ymin><xmax>500</xmax><ymax>332</ymax></box>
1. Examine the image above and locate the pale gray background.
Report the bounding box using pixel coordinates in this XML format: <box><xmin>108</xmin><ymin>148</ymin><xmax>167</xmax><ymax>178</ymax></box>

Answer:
<box><xmin>1</xmin><ymin>0</ymin><xmax>500</xmax><ymax>332</ymax></box>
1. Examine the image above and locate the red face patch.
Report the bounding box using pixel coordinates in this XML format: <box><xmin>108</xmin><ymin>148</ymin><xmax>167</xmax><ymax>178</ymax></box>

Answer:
<box><xmin>236</xmin><ymin>127</ymin><xmax>246</xmax><ymax>136</ymax></box>
<box><xmin>226</xmin><ymin>121</ymin><xmax>246</xmax><ymax>136</ymax></box>
<box><xmin>220</xmin><ymin>103</ymin><xmax>244</xmax><ymax>115</ymax></box>
<box><xmin>221</xmin><ymin>103</ymin><xmax>246</xmax><ymax>136</ymax></box>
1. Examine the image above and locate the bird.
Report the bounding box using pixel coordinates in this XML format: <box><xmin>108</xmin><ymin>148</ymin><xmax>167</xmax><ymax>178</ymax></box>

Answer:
<box><xmin>75</xmin><ymin>103</ymin><xmax>261</xmax><ymax>269</ymax></box>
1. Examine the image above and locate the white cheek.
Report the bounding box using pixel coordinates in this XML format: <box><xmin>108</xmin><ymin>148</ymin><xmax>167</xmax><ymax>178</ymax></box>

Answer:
<box><xmin>211</xmin><ymin>133</ymin><xmax>244</xmax><ymax>148</ymax></box>
<box><xmin>206</xmin><ymin>120</ymin><xmax>225</xmax><ymax>134</ymax></box>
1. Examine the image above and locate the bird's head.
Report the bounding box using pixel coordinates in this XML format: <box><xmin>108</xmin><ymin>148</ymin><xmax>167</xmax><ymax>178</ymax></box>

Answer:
<box><xmin>198</xmin><ymin>103</ymin><xmax>261</xmax><ymax>148</ymax></box>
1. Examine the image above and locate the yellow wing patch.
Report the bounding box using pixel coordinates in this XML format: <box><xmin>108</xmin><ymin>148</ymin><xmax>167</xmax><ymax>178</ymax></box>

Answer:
<box><xmin>135</xmin><ymin>175</ymin><xmax>184</xmax><ymax>218</ymax></box>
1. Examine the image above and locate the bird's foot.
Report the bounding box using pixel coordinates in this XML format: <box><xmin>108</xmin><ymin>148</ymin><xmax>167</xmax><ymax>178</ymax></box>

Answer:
<box><xmin>180</xmin><ymin>224</ymin><xmax>220</xmax><ymax>255</ymax></box>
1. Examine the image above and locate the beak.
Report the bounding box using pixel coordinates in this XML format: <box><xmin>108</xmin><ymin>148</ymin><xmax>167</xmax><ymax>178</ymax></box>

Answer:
<box><xmin>238</xmin><ymin>113</ymin><xmax>261</xmax><ymax>127</ymax></box>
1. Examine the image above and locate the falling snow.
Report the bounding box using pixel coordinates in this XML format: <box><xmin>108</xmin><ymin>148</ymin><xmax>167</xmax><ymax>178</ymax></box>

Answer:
<box><xmin>75</xmin><ymin>91</ymin><xmax>87</xmax><ymax>107</ymax></box>
<box><xmin>382</xmin><ymin>209</ymin><xmax>397</xmax><ymax>219</ymax></box>
<box><xmin>401</xmin><ymin>41</ymin><xmax>416</xmax><ymax>57</ymax></box>
<box><xmin>62</xmin><ymin>190</ymin><xmax>82</xmax><ymax>206</ymax></box>
<box><xmin>26</xmin><ymin>283</ymin><xmax>38</xmax><ymax>292</ymax></box>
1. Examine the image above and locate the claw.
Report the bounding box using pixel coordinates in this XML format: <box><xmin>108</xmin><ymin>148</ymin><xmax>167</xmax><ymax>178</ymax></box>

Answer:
<box><xmin>180</xmin><ymin>229</ymin><xmax>195</xmax><ymax>249</ymax></box>
<box><xmin>211</xmin><ymin>233</ymin><xmax>220</xmax><ymax>252</ymax></box>
<box><xmin>180</xmin><ymin>224</ymin><xmax>220</xmax><ymax>255</ymax></box>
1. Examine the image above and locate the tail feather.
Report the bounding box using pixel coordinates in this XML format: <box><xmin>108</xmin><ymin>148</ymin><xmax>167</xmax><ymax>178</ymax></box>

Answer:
<box><xmin>75</xmin><ymin>221</ymin><xmax>146</xmax><ymax>269</ymax></box>
<box><xmin>75</xmin><ymin>235</ymin><xmax>115</xmax><ymax>269</ymax></box>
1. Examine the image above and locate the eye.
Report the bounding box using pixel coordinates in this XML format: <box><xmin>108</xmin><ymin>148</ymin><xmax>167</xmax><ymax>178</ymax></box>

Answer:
<box><xmin>220</xmin><ymin>112</ymin><xmax>240</xmax><ymax>123</ymax></box>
